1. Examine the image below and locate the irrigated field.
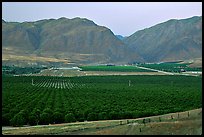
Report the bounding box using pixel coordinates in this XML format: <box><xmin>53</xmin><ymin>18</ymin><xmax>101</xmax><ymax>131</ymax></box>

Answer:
<box><xmin>2</xmin><ymin>75</ymin><xmax>202</xmax><ymax>128</ymax></box>
<box><xmin>79</xmin><ymin>65</ymin><xmax>156</xmax><ymax>72</ymax></box>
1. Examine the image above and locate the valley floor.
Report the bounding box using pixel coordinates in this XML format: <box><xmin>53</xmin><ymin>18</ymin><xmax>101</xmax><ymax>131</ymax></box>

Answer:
<box><xmin>28</xmin><ymin>67</ymin><xmax>201</xmax><ymax>77</ymax></box>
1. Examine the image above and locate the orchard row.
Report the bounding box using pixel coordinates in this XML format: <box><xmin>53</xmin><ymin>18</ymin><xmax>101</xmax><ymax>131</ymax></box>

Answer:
<box><xmin>2</xmin><ymin>75</ymin><xmax>202</xmax><ymax>126</ymax></box>
<box><xmin>32</xmin><ymin>77</ymin><xmax>85</xmax><ymax>89</ymax></box>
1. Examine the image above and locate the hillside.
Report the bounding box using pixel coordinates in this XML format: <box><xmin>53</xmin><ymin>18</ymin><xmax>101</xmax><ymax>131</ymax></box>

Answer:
<box><xmin>115</xmin><ymin>35</ymin><xmax>125</xmax><ymax>40</ymax></box>
<box><xmin>2</xmin><ymin>17</ymin><xmax>141</xmax><ymax>67</ymax></box>
<box><xmin>123</xmin><ymin>16</ymin><xmax>202</xmax><ymax>63</ymax></box>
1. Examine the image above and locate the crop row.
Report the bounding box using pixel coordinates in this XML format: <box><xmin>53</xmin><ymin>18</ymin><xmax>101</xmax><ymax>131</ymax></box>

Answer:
<box><xmin>32</xmin><ymin>78</ymin><xmax>85</xmax><ymax>89</ymax></box>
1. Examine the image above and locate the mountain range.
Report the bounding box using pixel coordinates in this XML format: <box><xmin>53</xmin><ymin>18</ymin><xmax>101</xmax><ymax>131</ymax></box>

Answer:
<box><xmin>123</xmin><ymin>16</ymin><xmax>202</xmax><ymax>62</ymax></box>
<box><xmin>2</xmin><ymin>16</ymin><xmax>202</xmax><ymax>67</ymax></box>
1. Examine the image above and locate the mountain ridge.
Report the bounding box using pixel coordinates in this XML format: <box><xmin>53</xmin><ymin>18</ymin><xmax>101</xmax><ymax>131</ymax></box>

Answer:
<box><xmin>123</xmin><ymin>16</ymin><xmax>202</xmax><ymax>62</ymax></box>
<box><xmin>2</xmin><ymin>17</ymin><xmax>142</xmax><ymax>67</ymax></box>
<box><xmin>2</xmin><ymin>16</ymin><xmax>202</xmax><ymax>67</ymax></box>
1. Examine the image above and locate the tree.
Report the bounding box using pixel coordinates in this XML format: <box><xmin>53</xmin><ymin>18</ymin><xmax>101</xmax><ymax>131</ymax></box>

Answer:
<box><xmin>28</xmin><ymin>108</ymin><xmax>41</xmax><ymax>126</ymax></box>
<box><xmin>20</xmin><ymin>109</ymin><xmax>29</xmax><ymax>124</ymax></box>
<box><xmin>53</xmin><ymin>111</ymin><xmax>64</xmax><ymax>124</ymax></box>
<box><xmin>98</xmin><ymin>112</ymin><xmax>108</xmax><ymax>120</ymax></box>
<box><xmin>28</xmin><ymin>114</ymin><xmax>36</xmax><ymax>126</ymax></box>
<box><xmin>123</xmin><ymin>111</ymin><xmax>133</xmax><ymax>119</ymax></box>
<box><xmin>10</xmin><ymin>112</ymin><xmax>26</xmax><ymax>127</ymax></box>
<box><xmin>75</xmin><ymin>111</ymin><xmax>85</xmax><ymax>122</ymax></box>
<box><xmin>39</xmin><ymin>108</ymin><xmax>53</xmax><ymax>125</ymax></box>
<box><xmin>65</xmin><ymin>113</ymin><xmax>76</xmax><ymax>123</ymax></box>
<box><xmin>43</xmin><ymin>108</ymin><xmax>53</xmax><ymax>114</ymax></box>
<box><xmin>132</xmin><ymin>110</ymin><xmax>143</xmax><ymax>119</ymax></box>
<box><xmin>9</xmin><ymin>108</ymin><xmax>20</xmax><ymax>119</ymax></box>
<box><xmin>39</xmin><ymin>112</ymin><xmax>50</xmax><ymax>125</ymax></box>
<box><xmin>87</xmin><ymin>112</ymin><xmax>98</xmax><ymax>121</ymax></box>
<box><xmin>109</xmin><ymin>111</ymin><xmax>119</xmax><ymax>120</ymax></box>
<box><xmin>2</xmin><ymin>113</ymin><xmax>12</xmax><ymax>126</ymax></box>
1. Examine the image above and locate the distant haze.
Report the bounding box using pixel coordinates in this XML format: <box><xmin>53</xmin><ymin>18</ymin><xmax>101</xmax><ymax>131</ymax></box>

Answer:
<box><xmin>2</xmin><ymin>2</ymin><xmax>202</xmax><ymax>36</ymax></box>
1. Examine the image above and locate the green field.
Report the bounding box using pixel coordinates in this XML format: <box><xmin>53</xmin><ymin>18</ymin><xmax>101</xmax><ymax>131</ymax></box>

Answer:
<box><xmin>2</xmin><ymin>75</ymin><xmax>202</xmax><ymax>127</ymax></box>
<box><xmin>79</xmin><ymin>65</ymin><xmax>156</xmax><ymax>72</ymax></box>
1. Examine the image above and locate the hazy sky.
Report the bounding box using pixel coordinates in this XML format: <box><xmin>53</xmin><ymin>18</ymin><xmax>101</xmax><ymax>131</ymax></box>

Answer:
<box><xmin>2</xmin><ymin>2</ymin><xmax>202</xmax><ymax>36</ymax></box>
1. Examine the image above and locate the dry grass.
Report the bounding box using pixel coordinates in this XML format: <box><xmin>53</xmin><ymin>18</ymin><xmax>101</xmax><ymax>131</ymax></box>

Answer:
<box><xmin>2</xmin><ymin>54</ymin><xmax>71</xmax><ymax>63</ymax></box>
<box><xmin>189</xmin><ymin>58</ymin><xmax>202</xmax><ymax>68</ymax></box>
<box><xmin>179</xmin><ymin>58</ymin><xmax>202</xmax><ymax>68</ymax></box>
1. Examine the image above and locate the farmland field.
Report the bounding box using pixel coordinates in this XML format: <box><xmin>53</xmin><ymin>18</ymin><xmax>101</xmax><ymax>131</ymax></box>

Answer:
<box><xmin>2</xmin><ymin>74</ymin><xmax>202</xmax><ymax>127</ymax></box>
<box><xmin>79</xmin><ymin>65</ymin><xmax>156</xmax><ymax>72</ymax></box>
